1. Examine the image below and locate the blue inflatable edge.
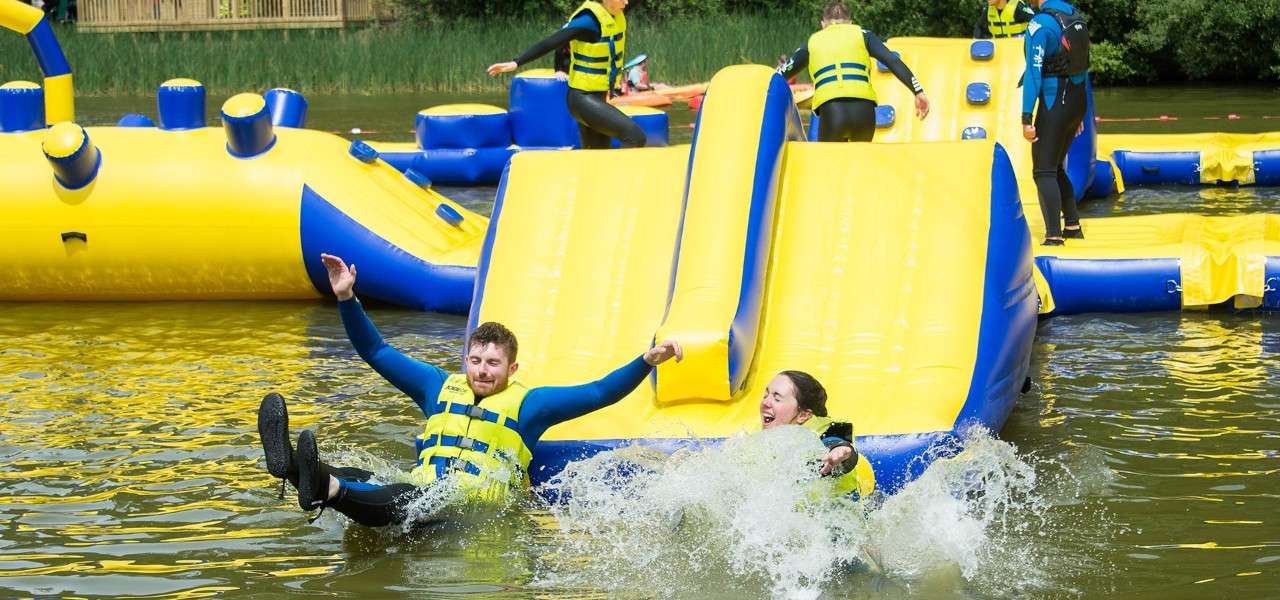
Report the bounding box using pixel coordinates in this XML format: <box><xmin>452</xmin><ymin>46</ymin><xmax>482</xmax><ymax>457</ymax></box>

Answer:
<box><xmin>727</xmin><ymin>73</ymin><xmax>805</xmax><ymax>395</ymax></box>
<box><xmin>299</xmin><ymin>184</ymin><xmax>474</xmax><ymax>314</ymax></box>
<box><xmin>1266</xmin><ymin>256</ymin><xmax>1280</xmax><ymax>310</ymax></box>
<box><xmin>1036</xmin><ymin>255</ymin><xmax>1182</xmax><ymax>315</ymax></box>
<box><xmin>944</xmin><ymin>143</ymin><xmax>1037</xmax><ymax>485</ymax></box>
<box><xmin>466</xmin><ymin>160</ymin><xmax>514</xmax><ymax>359</ymax></box>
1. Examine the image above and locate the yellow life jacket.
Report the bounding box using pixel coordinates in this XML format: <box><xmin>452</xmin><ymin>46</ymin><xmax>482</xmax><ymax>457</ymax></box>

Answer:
<box><xmin>410</xmin><ymin>373</ymin><xmax>533</xmax><ymax>502</ymax></box>
<box><xmin>567</xmin><ymin>1</ymin><xmax>626</xmax><ymax>93</ymax></box>
<box><xmin>807</xmin><ymin>22</ymin><xmax>877</xmax><ymax>110</ymax></box>
<box><xmin>803</xmin><ymin>415</ymin><xmax>876</xmax><ymax>498</ymax></box>
<box><xmin>987</xmin><ymin>1</ymin><xmax>1029</xmax><ymax>38</ymax></box>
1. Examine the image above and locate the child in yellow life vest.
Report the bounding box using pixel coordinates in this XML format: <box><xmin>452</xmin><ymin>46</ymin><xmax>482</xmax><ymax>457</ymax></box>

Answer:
<box><xmin>760</xmin><ymin>370</ymin><xmax>875</xmax><ymax>497</ymax></box>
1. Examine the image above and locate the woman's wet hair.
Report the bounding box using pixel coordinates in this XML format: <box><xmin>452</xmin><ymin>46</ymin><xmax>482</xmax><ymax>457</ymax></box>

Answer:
<box><xmin>779</xmin><ymin>370</ymin><xmax>828</xmax><ymax>417</ymax></box>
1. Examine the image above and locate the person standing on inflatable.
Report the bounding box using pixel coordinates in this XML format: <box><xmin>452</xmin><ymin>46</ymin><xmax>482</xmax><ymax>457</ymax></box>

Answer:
<box><xmin>1022</xmin><ymin>0</ymin><xmax>1090</xmax><ymax>245</ymax></box>
<box><xmin>487</xmin><ymin>0</ymin><xmax>646</xmax><ymax>149</ymax></box>
<box><xmin>777</xmin><ymin>2</ymin><xmax>930</xmax><ymax>142</ymax></box>
<box><xmin>973</xmin><ymin>0</ymin><xmax>1036</xmax><ymax>39</ymax></box>
<box><xmin>256</xmin><ymin>253</ymin><xmax>683</xmax><ymax>529</ymax></box>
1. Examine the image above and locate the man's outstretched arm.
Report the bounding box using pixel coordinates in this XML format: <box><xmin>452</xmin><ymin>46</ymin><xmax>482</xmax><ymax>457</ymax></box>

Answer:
<box><xmin>323</xmin><ymin>253</ymin><xmax>447</xmax><ymax>416</ymax></box>
<box><xmin>517</xmin><ymin>341</ymin><xmax>683</xmax><ymax>446</ymax></box>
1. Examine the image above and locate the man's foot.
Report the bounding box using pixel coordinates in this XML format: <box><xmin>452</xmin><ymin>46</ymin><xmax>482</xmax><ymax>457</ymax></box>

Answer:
<box><xmin>1064</xmin><ymin>226</ymin><xmax>1084</xmax><ymax>239</ymax></box>
<box><xmin>258</xmin><ymin>392</ymin><xmax>294</xmax><ymax>480</ymax></box>
<box><xmin>1042</xmin><ymin>238</ymin><xmax>1065</xmax><ymax>246</ymax></box>
<box><xmin>296</xmin><ymin>429</ymin><xmax>328</xmax><ymax>512</ymax></box>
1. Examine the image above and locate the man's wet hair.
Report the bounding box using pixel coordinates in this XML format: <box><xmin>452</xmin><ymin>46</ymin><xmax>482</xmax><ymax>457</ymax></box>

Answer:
<box><xmin>823</xmin><ymin>1</ymin><xmax>851</xmax><ymax>21</ymax></box>
<box><xmin>469</xmin><ymin>322</ymin><xmax>518</xmax><ymax>362</ymax></box>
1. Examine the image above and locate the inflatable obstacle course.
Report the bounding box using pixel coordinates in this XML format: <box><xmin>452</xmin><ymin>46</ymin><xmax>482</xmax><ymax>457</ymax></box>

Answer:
<box><xmin>473</xmin><ymin>66</ymin><xmax>1037</xmax><ymax>493</ymax></box>
<box><xmin>372</xmin><ymin>70</ymin><xmax>671</xmax><ymax>185</ymax></box>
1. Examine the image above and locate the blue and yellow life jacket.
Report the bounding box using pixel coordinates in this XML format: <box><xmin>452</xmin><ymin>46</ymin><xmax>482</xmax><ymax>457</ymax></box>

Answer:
<box><xmin>807</xmin><ymin>23</ymin><xmax>876</xmax><ymax>110</ymax></box>
<box><xmin>987</xmin><ymin>1</ymin><xmax>1029</xmax><ymax>38</ymax></box>
<box><xmin>410</xmin><ymin>374</ymin><xmax>532</xmax><ymax>502</ymax></box>
<box><xmin>567</xmin><ymin>1</ymin><xmax>626</xmax><ymax>93</ymax></box>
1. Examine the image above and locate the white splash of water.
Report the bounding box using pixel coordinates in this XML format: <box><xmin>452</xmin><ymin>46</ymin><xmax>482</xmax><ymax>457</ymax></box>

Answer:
<box><xmin>533</xmin><ymin>426</ymin><xmax>1108</xmax><ymax>598</ymax></box>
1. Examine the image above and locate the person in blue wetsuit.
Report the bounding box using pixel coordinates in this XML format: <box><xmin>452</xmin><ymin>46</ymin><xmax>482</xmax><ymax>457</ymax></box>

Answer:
<box><xmin>777</xmin><ymin>2</ymin><xmax>930</xmax><ymax>143</ymax></box>
<box><xmin>487</xmin><ymin>0</ymin><xmax>645</xmax><ymax>149</ymax></box>
<box><xmin>1022</xmin><ymin>0</ymin><xmax>1090</xmax><ymax>245</ymax></box>
<box><xmin>256</xmin><ymin>253</ymin><xmax>683</xmax><ymax>528</ymax></box>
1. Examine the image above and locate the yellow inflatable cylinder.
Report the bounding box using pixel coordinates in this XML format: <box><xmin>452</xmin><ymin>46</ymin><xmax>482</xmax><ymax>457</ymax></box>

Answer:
<box><xmin>42</xmin><ymin>121</ymin><xmax>100</xmax><ymax>190</ymax></box>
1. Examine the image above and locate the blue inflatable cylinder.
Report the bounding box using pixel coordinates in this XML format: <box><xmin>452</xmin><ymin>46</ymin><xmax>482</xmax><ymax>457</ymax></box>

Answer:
<box><xmin>157</xmin><ymin>78</ymin><xmax>207</xmax><ymax>130</ymax></box>
<box><xmin>116</xmin><ymin>113</ymin><xmax>155</xmax><ymax>127</ymax></box>
<box><xmin>263</xmin><ymin>88</ymin><xmax>308</xmax><ymax>128</ymax></box>
<box><xmin>435</xmin><ymin>204</ymin><xmax>464</xmax><ymax>227</ymax></box>
<box><xmin>220</xmin><ymin>93</ymin><xmax>276</xmax><ymax>158</ymax></box>
<box><xmin>508</xmin><ymin>71</ymin><xmax>580</xmax><ymax>148</ymax></box>
<box><xmin>42</xmin><ymin>122</ymin><xmax>101</xmax><ymax>190</ymax></box>
<box><xmin>416</xmin><ymin>104</ymin><xmax>511</xmax><ymax>150</ymax></box>
<box><xmin>0</xmin><ymin>81</ymin><xmax>45</xmax><ymax>132</ymax></box>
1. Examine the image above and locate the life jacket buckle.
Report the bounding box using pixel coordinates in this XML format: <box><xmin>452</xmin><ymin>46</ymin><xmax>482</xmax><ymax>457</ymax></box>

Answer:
<box><xmin>463</xmin><ymin>405</ymin><xmax>486</xmax><ymax>419</ymax></box>
<box><xmin>457</xmin><ymin>436</ymin><xmax>477</xmax><ymax>450</ymax></box>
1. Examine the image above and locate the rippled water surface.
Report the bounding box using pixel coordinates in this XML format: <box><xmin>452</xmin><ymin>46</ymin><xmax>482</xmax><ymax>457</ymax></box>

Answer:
<box><xmin>2</xmin><ymin>89</ymin><xmax>1278</xmax><ymax>598</ymax></box>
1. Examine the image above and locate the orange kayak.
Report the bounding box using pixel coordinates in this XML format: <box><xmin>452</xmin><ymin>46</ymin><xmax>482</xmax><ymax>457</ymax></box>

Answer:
<box><xmin>655</xmin><ymin>83</ymin><xmax>709</xmax><ymax>100</ymax></box>
<box><xmin>609</xmin><ymin>92</ymin><xmax>674</xmax><ymax>108</ymax></box>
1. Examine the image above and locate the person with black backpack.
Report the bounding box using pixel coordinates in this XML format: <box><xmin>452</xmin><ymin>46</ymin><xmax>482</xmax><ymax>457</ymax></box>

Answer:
<box><xmin>1021</xmin><ymin>0</ymin><xmax>1090</xmax><ymax>246</ymax></box>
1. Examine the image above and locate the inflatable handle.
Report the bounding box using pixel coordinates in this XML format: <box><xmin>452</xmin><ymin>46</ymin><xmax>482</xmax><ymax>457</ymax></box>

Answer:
<box><xmin>970</xmin><ymin>40</ymin><xmax>995</xmax><ymax>61</ymax></box>
<box><xmin>60</xmin><ymin>231</ymin><xmax>87</xmax><ymax>243</ymax></box>
<box><xmin>404</xmin><ymin>167</ymin><xmax>432</xmax><ymax>187</ymax></box>
<box><xmin>875</xmin><ymin>105</ymin><xmax>896</xmax><ymax>128</ymax></box>
<box><xmin>349</xmin><ymin>139</ymin><xmax>379</xmax><ymax>163</ymax></box>
<box><xmin>435</xmin><ymin>204</ymin><xmax>464</xmax><ymax>227</ymax></box>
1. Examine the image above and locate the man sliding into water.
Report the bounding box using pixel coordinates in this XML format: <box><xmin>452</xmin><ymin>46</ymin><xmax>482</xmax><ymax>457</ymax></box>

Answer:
<box><xmin>257</xmin><ymin>253</ymin><xmax>683</xmax><ymax>528</ymax></box>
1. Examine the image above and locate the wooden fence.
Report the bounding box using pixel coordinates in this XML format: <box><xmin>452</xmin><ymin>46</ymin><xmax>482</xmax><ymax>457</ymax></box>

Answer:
<box><xmin>77</xmin><ymin>0</ymin><xmax>392</xmax><ymax>31</ymax></box>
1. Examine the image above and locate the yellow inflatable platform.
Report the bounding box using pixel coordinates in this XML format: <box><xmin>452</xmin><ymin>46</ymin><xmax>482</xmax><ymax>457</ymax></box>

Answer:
<box><xmin>473</xmin><ymin>66</ymin><xmax>1038</xmax><ymax>493</ymax></box>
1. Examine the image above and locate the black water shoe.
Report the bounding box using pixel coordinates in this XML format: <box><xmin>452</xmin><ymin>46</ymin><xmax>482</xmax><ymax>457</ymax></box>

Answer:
<box><xmin>296</xmin><ymin>429</ymin><xmax>329</xmax><ymax>514</ymax></box>
<box><xmin>1064</xmin><ymin>227</ymin><xmax>1084</xmax><ymax>239</ymax></box>
<box><xmin>258</xmin><ymin>392</ymin><xmax>295</xmax><ymax>481</ymax></box>
<box><xmin>1042</xmin><ymin>238</ymin><xmax>1065</xmax><ymax>246</ymax></box>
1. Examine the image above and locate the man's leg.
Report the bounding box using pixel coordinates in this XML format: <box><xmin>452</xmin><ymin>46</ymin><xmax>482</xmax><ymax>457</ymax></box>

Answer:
<box><xmin>295</xmin><ymin>429</ymin><xmax>422</xmax><ymax>528</ymax></box>
<box><xmin>258</xmin><ymin>393</ymin><xmax>373</xmax><ymax>497</ymax></box>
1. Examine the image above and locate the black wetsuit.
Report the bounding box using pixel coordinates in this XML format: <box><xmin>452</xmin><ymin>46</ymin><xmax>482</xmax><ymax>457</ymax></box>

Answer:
<box><xmin>777</xmin><ymin>30</ymin><xmax>923</xmax><ymax>142</ymax></box>
<box><xmin>512</xmin><ymin>12</ymin><xmax>646</xmax><ymax>149</ymax></box>
<box><xmin>1023</xmin><ymin>0</ymin><xmax>1090</xmax><ymax>240</ymax></box>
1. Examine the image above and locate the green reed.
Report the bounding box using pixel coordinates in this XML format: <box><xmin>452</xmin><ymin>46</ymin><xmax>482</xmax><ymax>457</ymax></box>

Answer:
<box><xmin>0</xmin><ymin>16</ymin><xmax>812</xmax><ymax>96</ymax></box>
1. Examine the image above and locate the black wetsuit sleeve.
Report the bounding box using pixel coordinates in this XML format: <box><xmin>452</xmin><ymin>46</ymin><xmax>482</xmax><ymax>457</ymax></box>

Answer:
<box><xmin>513</xmin><ymin>26</ymin><xmax>598</xmax><ymax>66</ymax></box>
<box><xmin>974</xmin><ymin>6</ymin><xmax>992</xmax><ymax>38</ymax></box>
<box><xmin>1014</xmin><ymin>1</ymin><xmax>1036</xmax><ymax>23</ymax></box>
<box><xmin>864</xmin><ymin>30</ymin><xmax>923</xmax><ymax>95</ymax></box>
<box><xmin>777</xmin><ymin>44</ymin><xmax>809</xmax><ymax>80</ymax></box>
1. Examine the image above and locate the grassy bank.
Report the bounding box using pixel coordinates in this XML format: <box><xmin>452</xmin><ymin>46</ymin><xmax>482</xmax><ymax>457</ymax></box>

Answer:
<box><xmin>0</xmin><ymin>17</ymin><xmax>814</xmax><ymax>96</ymax></box>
